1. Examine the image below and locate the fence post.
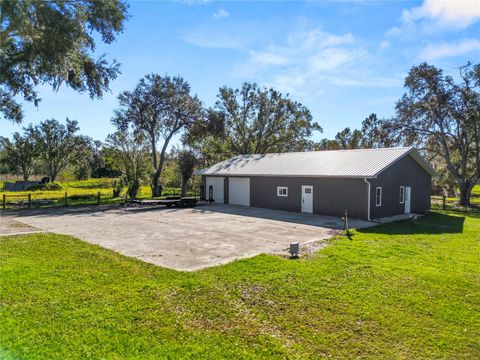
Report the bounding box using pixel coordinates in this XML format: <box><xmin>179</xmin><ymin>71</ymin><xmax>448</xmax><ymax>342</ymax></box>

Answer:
<box><xmin>97</xmin><ymin>191</ymin><xmax>101</xmax><ymax>206</ymax></box>
<box><xmin>442</xmin><ymin>195</ymin><xmax>446</xmax><ymax>210</ymax></box>
<box><xmin>28</xmin><ymin>193</ymin><xmax>31</xmax><ymax>209</ymax></box>
<box><xmin>2</xmin><ymin>194</ymin><xmax>5</xmax><ymax>210</ymax></box>
<box><xmin>64</xmin><ymin>192</ymin><xmax>67</xmax><ymax>206</ymax></box>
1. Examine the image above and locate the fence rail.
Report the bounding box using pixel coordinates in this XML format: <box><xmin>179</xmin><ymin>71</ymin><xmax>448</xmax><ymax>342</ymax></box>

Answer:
<box><xmin>2</xmin><ymin>191</ymin><xmax>105</xmax><ymax>210</ymax></box>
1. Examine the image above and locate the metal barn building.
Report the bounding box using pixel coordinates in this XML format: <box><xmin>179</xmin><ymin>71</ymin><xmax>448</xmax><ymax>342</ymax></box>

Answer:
<box><xmin>197</xmin><ymin>147</ymin><xmax>437</xmax><ymax>221</ymax></box>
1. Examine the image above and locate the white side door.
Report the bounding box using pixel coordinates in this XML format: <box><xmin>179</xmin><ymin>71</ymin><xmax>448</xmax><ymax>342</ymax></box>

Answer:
<box><xmin>229</xmin><ymin>177</ymin><xmax>250</xmax><ymax>206</ymax></box>
<box><xmin>405</xmin><ymin>186</ymin><xmax>411</xmax><ymax>213</ymax></box>
<box><xmin>205</xmin><ymin>177</ymin><xmax>224</xmax><ymax>203</ymax></box>
<box><xmin>301</xmin><ymin>185</ymin><xmax>313</xmax><ymax>213</ymax></box>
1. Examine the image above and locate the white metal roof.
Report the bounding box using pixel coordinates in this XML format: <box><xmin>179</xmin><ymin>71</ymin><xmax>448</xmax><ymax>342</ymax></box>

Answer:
<box><xmin>196</xmin><ymin>147</ymin><xmax>438</xmax><ymax>178</ymax></box>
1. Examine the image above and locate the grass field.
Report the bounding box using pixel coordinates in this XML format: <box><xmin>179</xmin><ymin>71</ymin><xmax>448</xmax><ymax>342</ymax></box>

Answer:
<box><xmin>1</xmin><ymin>210</ymin><xmax>478</xmax><ymax>359</ymax></box>
<box><xmin>0</xmin><ymin>178</ymin><xmax>191</xmax><ymax>209</ymax></box>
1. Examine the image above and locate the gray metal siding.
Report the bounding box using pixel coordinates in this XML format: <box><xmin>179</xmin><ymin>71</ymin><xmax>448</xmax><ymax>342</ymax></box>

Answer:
<box><xmin>250</xmin><ymin>176</ymin><xmax>368</xmax><ymax>219</ymax></box>
<box><xmin>369</xmin><ymin>154</ymin><xmax>431</xmax><ymax>219</ymax></box>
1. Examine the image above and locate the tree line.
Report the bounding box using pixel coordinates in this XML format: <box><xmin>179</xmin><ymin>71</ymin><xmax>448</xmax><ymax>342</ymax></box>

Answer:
<box><xmin>1</xmin><ymin>1</ymin><xmax>478</xmax><ymax>205</ymax></box>
<box><xmin>1</xmin><ymin>61</ymin><xmax>479</xmax><ymax>206</ymax></box>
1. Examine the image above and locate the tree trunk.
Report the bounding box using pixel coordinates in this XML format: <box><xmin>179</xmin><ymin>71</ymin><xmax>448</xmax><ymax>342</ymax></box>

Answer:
<box><xmin>458</xmin><ymin>181</ymin><xmax>473</xmax><ymax>207</ymax></box>
<box><xmin>150</xmin><ymin>134</ymin><xmax>161</xmax><ymax>197</ymax></box>
<box><xmin>181</xmin><ymin>178</ymin><xmax>189</xmax><ymax>197</ymax></box>
<box><xmin>152</xmin><ymin>130</ymin><xmax>177</xmax><ymax>198</ymax></box>
<box><xmin>151</xmin><ymin>171</ymin><xmax>162</xmax><ymax>198</ymax></box>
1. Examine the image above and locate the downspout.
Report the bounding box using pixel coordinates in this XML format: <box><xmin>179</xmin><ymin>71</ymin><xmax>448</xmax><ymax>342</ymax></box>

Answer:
<box><xmin>364</xmin><ymin>178</ymin><xmax>371</xmax><ymax>221</ymax></box>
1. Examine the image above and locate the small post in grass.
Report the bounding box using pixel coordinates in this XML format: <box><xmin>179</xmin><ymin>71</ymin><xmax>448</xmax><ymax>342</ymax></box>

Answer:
<box><xmin>97</xmin><ymin>191</ymin><xmax>101</xmax><ymax>206</ymax></box>
<box><xmin>64</xmin><ymin>192</ymin><xmax>67</xmax><ymax>206</ymax></box>
<box><xmin>2</xmin><ymin>194</ymin><xmax>5</xmax><ymax>210</ymax></box>
<box><xmin>342</xmin><ymin>209</ymin><xmax>351</xmax><ymax>239</ymax></box>
<box><xmin>28</xmin><ymin>193</ymin><xmax>31</xmax><ymax>209</ymax></box>
<box><xmin>289</xmin><ymin>242</ymin><xmax>300</xmax><ymax>259</ymax></box>
<box><xmin>442</xmin><ymin>195</ymin><xmax>446</xmax><ymax>210</ymax></box>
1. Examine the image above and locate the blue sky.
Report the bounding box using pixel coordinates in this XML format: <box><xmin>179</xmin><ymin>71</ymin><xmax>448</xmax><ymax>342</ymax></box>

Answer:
<box><xmin>2</xmin><ymin>0</ymin><xmax>480</xmax><ymax>143</ymax></box>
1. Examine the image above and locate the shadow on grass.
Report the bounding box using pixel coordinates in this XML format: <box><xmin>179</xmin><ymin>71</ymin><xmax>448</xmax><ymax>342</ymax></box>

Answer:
<box><xmin>358</xmin><ymin>212</ymin><xmax>465</xmax><ymax>235</ymax></box>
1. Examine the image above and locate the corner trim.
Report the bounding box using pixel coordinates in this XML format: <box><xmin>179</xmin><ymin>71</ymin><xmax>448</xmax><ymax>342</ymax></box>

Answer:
<box><xmin>364</xmin><ymin>178</ymin><xmax>371</xmax><ymax>221</ymax></box>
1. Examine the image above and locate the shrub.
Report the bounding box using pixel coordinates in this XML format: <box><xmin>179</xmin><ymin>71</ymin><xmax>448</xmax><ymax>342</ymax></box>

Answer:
<box><xmin>28</xmin><ymin>183</ymin><xmax>63</xmax><ymax>191</ymax></box>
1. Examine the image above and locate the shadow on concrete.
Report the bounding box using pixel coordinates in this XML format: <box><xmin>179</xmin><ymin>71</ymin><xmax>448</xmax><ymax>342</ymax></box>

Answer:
<box><xmin>2</xmin><ymin>204</ymin><xmax>120</xmax><ymax>218</ymax></box>
<box><xmin>188</xmin><ymin>203</ymin><xmax>371</xmax><ymax>230</ymax></box>
<box><xmin>357</xmin><ymin>212</ymin><xmax>465</xmax><ymax>235</ymax></box>
<box><xmin>6</xmin><ymin>202</ymin><xmax>372</xmax><ymax>230</ymax></box>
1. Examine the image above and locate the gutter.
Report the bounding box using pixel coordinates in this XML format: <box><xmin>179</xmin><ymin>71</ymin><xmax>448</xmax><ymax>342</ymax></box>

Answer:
<box><xmin>364</xmin><ymin>178</ymin><xmax>371</xmax><ymax>221</ymax></box>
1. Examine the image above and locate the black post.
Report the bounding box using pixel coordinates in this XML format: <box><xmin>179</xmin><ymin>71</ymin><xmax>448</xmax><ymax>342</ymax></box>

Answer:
<box><xmin>97</xmin><ymin>191</ymin><xmax>101</xmax><ymax>206</ymax></box>
<box><xmin>28</xmin><ymin>193</ymin><xmax>31</xmax><ymax>209</ymax></box>
<box><xmin>64</xmin><ymin>192</ymin><xmax>67</xmax><ymax>206</ymax></box>
<box><xmin>442</xmin><ymin>195</ymin><xmax>446</xmax><ymax>210</ymax></box>
<box><xmin>2</xmin><ymin>194</ymin><xmax>5</xmax><ymax>210</ymax></box>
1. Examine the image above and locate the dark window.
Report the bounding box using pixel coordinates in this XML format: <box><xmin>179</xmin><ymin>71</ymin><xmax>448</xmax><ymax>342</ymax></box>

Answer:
<box><xmin>277</xmin><ymin>186</ymin><xmax>288</xmax><ymax>197</ymax></box>
<box><xmin>399</xmin><ymin>186</ymin><xmax>405</xmax><ymax>204</ymax></box>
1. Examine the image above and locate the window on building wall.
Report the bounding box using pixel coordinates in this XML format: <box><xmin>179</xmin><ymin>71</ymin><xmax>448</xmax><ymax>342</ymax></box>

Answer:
<box><xmin>277</xmin><ymin>186</ymin><xmax>288</xmax><ymax>197</ymax></box>
<box><xmin>376</xmin><ymin>187</ymin><xmax>382</xmax><ymax>207</ymax></box>
<box><xmin>399</xmin><ymin>186</ymin><xmax>405</xmax><ymax>204</ymax></box>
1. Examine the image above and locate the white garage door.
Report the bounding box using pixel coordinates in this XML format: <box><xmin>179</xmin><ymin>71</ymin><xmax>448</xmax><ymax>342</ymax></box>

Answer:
<box><xmin>205</xmin><ymin>177</ymin><xmax>224</xmax><ymax>203</ymax></box>
<box><xmin>229</xmin><ymin>177</ymin><xmax>250</xmax><ymax>206</ymax></box>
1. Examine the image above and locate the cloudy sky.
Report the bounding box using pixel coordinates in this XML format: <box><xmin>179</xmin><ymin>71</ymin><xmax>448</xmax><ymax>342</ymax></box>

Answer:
<box><xmin>3</xmin><ymin>0</ymin><xmax>480</xmax><ymax>142</ymax></box>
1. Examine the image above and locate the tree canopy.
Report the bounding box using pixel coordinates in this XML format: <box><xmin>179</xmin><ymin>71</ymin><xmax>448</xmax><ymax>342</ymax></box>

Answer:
<box><xmin>317</xmin><ymin>113</ymin><xmax>397</xmax><ymax>150</ymax></box>
<box><xmin>0</xmin><ymin>132</ymin><xmax>37</xmax><ymax>182</ymax></box>
<box><xmin>25</xmin><ymin>118</ymin><xmax>90</xmax><ymax>182</ymax></box>
<box><xmin>391</xmin><ymin>62</ymin><xmax>480</xmax><ymax>206</ymax></box>
<box><xmin>1</xmin><ymin>0</ymin><xmax>129</xmax><ymax>123</ymax></box>
<box><xmin>215</xmin><ymin>82</ymin><xmax>322</xmax><ymax>155</ymax></box>
<box><xmin>112</xmin><ymin>74</ymin><xmax>203</xmax><ymax>196</ymax></box>
<box><xmin>106</xmin><ymin>126</ymin><xmax>150</xmax><ymax>199</ymax></box>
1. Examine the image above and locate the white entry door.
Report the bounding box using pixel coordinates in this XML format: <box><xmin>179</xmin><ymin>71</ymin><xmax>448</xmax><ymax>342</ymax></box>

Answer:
<box><xmin>229</xmin><ymin>177</ymin><xmax>250</xmax><ymax>206</ymax></box>
<box><xmin>301</xmin><ymin>185</ymin><xmax>313</xmax><ymax>213</ymax></box>
<box><xmin>205</xmin><ymin>177</ymin><xmax>224</xmax><ymax>203</ymax></box>
<box><xmin>405</xmin><ymin>186</ymin><xmax>411</xmax><ymax>213</ymax></box>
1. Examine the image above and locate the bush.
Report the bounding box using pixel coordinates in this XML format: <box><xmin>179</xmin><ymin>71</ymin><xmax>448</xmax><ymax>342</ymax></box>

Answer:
<box><xmin>28</xmin><ymin>183</ymin><xmax>63</xmax><ymax>191</ymax></box>
<box><xmin>68</xmin><ymin>194</ymin><xmax>96</xmax><ymax>200</ymax></box>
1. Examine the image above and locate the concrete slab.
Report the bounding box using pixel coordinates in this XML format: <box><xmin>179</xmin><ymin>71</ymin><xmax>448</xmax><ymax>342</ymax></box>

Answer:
<box><xmin>2</xmin><ymin>204</ymin><xmax>373</xmax><ymax>271</ymax></box>
<box><xmin>0</xmin><ymin>216</ymin><xmax>42</xmax><ymax>236</ymax></box>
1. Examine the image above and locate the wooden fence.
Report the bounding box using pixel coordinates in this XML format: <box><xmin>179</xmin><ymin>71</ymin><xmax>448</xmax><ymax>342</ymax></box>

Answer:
<box><xmin>2</xmin><ymin>192</ymin><xmax>104</xmax><ymax>210</ymax></box>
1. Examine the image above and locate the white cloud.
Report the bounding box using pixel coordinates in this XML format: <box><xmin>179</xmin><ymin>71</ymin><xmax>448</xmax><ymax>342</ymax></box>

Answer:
<box><xmin>249</xmin><ymin>51</ymin><xmax>290</xmax><ymax>66</ymax></box>
<box><xmin>386</xmin><ymin>0</ymin><xmax>480</xmax><ymax>38</ymax></box>
<box><xmin>307</xmin><ymin>47</ymin><xmax>365</xmax><ymax>72</ymax></box>
<box><xmin>418</xmin><ymin>38</ymin><xmax>480</xmax><ymax>60</ymax></box>
<box><xmin>184</xmin><ymin>24</ymin><xmax>399</xmax><ymax>97</ymax></box>
<box><xmin>379</xmin><ymin>40</ymin><xmax>390</xmax><ymax>49</ymax></box>
<box><xmin>402</xmin><ymin>0</ymin><xmax>480</xmax><ymax>29</ymax></box>
<box><xmin>213</xmin><ymin>8</ymin><xmax>229</xmax><ymax>20</ymax></box>
<box><xmin>183</xmin><ymin>30</ymin><xmax>247</xmax><ymax>50</ymax></box>
<box><xmin>177</xmin><ymin>0</ymin><xmax>212</xmax><ymax>5</ymax></box>
<box><xmin>231</xmin><ymin>28</ymin><xmax>389</xmax><ymax>96</ymax></box>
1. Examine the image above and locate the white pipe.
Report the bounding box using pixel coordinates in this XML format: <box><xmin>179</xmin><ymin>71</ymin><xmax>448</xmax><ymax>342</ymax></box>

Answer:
<box><xmin>364</xmin><ymin>178</ymin><xmax>371</xmax><ymax>221</ymax></box>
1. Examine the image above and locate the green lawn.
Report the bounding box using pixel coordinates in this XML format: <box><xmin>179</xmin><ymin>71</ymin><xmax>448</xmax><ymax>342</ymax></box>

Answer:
<box><xmin>1</xmin><ymin>211</ymin><xmax>479</xmax><ymax>359</ymax></box>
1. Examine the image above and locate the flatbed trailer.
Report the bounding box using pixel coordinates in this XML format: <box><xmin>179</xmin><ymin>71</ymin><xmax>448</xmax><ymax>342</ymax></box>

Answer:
<box><xmin>131</xmin><ymin>196</ymin><xmax>200</xmax><ymax>208</ymax></box>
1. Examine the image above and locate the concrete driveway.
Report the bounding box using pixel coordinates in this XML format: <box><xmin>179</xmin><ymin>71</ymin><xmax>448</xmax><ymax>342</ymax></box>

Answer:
<box><xmin>1</xmin><ymin>204</ymin><xmax>372</xmax><ymax>271</ymax></box>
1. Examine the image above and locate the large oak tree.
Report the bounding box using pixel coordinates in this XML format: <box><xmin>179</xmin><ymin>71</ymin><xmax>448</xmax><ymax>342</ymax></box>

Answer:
<box><xmin>112</xmin><ymin>74</ymin><xmax>203</xmax><ymax>197</ymax></box>
<box><xmin>1</xmin><ymin>0</ymin><xmax>128</xmax><ymax>123</ymax></box>
<box><xmin>392</xmin><ymin>62</ymin><xmax>480</xmax><ymax>206</ymax></box>
<box><xmin>214</xmin><ymin>82</ymin><xmax>322</xmax><ymax>155</ymax></box>
<box><xmin>25</xmin><ymin>118</ymin><xmax>90</xmax><ymax>182</ymax></box>
<box><xmin>0</xmin><ymin>132</ymin><xmax>37</xmax><ymax>182</ymax></box>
